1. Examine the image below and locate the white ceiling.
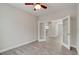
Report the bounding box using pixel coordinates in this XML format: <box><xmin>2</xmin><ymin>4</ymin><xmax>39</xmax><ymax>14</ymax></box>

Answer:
<box><xmin>8</xmin><ymin>3</ymin><xmax>76</xmax><ymax>16</ymax></box>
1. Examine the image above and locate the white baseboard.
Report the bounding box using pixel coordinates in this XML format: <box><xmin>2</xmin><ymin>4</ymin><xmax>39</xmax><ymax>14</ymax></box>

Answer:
<box><xmin>0</xmin><ymin>39</ymin><xmax>37</xmax><ymax>53</ymax></box>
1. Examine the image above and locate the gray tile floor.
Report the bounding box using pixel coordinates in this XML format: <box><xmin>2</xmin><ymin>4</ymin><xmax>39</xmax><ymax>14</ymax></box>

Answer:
<box><xmin>0</xmin><ymin>37</ymin><xmax>78</xmax><ymax>55</ymax></box>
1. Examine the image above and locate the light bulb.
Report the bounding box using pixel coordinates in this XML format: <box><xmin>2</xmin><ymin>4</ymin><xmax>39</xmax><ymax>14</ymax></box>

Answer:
<box><xmin>34</xmin><ymin>4</ymin><xmax>41</xmax><ymax>9</ymax></box>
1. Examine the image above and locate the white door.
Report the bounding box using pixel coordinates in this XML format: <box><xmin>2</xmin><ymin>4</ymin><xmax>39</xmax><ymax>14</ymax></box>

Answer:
<box><xmin>38</xmin><ymin>22</ymin><xmax>46</xmax><ymax>41</ymax></box>
<box><xmin>57</xmin><ymin>21</ymin><xmax>63</xmax><ymax>43</ymax></box>
<box><xmin>62</xmin><ymin>16</ymin><xmax>70</xmax><ymax>50</ymax></box>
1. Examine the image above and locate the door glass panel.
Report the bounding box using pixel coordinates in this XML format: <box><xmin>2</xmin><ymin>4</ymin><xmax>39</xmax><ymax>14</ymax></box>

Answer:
<box><xmin>40</xmin><ymin>23</ymin><xmax>44</xmax><ymax>39</ymax></box>
<box><xmin>63</xmin><ymin>18</ymin><xmax>69</xmax><ymax>45</ymax></box>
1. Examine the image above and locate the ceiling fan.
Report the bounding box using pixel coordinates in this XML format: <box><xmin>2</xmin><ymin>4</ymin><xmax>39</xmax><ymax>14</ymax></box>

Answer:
<box><xmin>25</xmin><ymin>3</ymin><xmax>47</xmax><ymax>11</ymax></box>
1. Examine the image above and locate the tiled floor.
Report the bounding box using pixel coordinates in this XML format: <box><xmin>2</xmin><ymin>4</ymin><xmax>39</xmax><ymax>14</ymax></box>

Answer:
<box><xmin>1</xmin><ymin>37</ymin><xmax>77</xmax><ymax>55</ymax></box>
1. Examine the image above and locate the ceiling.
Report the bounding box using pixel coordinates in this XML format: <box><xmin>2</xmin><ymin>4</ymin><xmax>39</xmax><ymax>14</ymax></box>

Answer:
<box><xmin>8</xmin><ymin>3</ymin><xmax>76</xmax><ymax>16</ymax></box>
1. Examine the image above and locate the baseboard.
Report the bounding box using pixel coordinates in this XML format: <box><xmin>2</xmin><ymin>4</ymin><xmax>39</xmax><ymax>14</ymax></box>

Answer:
<box><xmin>0</xmin><ymin>39</ymin><xmax>37</xmax><ymax>53</ymax></box>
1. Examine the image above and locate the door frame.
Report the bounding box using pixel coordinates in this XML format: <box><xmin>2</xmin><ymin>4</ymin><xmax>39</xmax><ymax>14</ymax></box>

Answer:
<box><xmin>61</xmin><ymin>16</ymin><xmax>70</xmax><ymax>50</ymax></box>
<box><xmin>38</xmin><ymin>20</ymin><xmax>58</xmax><ymax>42</ymax></box>
<box><xmin>38</xmin><ymin>16</ymin><xmax>70</xmax><ymax>49</ymax></box>
<box><xmin>38</xmin><ymin>21</ymin><xmax>47</xmax><ymax>42</ymax></box>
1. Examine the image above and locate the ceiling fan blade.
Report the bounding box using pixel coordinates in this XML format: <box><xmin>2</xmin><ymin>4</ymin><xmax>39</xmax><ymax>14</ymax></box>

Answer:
<box><xmin>25</xmin><ymin>3</ymin><xmax>34</xmax><ymax>5</ymax></box>
<box><xmin>41</xmin><ymin>5</ymin><xmax>47</xmax><ymax>9</ymax></box>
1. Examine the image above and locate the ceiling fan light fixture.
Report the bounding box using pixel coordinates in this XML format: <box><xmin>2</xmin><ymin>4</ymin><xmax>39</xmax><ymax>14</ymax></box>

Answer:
<box><xmin>34</xmin><ymin>4</ymin><xmax>41</xmax><ymax>9</ymax></box>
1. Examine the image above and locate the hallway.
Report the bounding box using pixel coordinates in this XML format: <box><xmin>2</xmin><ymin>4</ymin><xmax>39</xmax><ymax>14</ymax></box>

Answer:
<box><xmin>1</xmin><ymin>37</ymin><xmax>77</xmax><ymax>55</ymax></box>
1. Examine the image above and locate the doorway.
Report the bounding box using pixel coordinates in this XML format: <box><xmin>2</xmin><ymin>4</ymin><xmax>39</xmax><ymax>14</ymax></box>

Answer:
<box><xmin>38</xmin><ymin>16</ymin><xmax>71</xmax><ymax>50</ymax></box>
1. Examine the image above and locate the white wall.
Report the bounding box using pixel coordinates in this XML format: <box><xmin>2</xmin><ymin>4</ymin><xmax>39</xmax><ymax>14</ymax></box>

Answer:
<box><xmin>38</xmin><ymin>4</ymin><xmax>77</xmax><ymax>46</ymax></box>
<box><xmin>77</xmin><ymin>4</ymin><xmax>79</xmax><ymax>48</ymax></box>
<box><xmin>76</xmin><ymin>4</ymin><xmax>79</xmax><ymax>54</ymax></box>
<box><xmin>0</xmin><ymin>4</ymin><xmax>38</xmax><ymax>52</ymax></box>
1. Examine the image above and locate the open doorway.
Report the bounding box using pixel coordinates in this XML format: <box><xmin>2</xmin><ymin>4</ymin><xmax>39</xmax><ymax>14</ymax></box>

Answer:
<box><xmin>38</xmin><ymin>16</ymin><xmax>71</xmax><ymax>50</ymax></box>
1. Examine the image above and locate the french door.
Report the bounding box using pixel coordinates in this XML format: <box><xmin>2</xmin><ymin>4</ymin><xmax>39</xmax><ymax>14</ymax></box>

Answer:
<box><xmin>62</xmin><ymin>16</ymin><xmax>70</xmax><ymax>50</ymax></box>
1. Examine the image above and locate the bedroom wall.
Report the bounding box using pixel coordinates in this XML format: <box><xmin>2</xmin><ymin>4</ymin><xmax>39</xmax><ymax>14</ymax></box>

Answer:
<box><xmin>76</xmin><ymin>3</ymin><xmax>79</xmax><ymax>54</ymax></box>
<box><xmin>0</xmin><ymin>4</ymin><xmax>38</xmax><ymax>52</ymax></box>
<box><xmin>77</xmin><ymin>4</ymin><xmax>79</xmax><ymax>48</ymax></box>
<box><xmin>38</xmin><ymin>4</ymin><xmax>77</xmax><ymax>47</ymax></box>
